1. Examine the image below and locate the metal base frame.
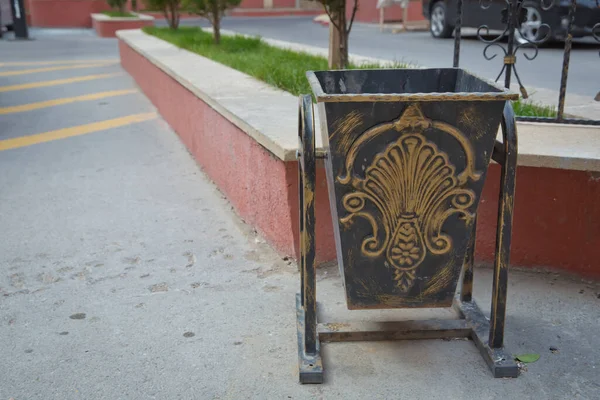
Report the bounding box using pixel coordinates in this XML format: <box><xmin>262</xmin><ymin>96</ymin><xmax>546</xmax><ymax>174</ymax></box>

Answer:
<box><xmin>296</xmin><ymin>294</ymin><xmax>323</xmax><ymax>384</ymax></box>
<box><xmin>454</xmin><ymin>299</ymin><xmax>519</xmax><ymax>378</ymax></box>
<box><xmin>296</xmin><ymin>97</ymin><xmax>519</xmax><ymax>384</ymax></box>
<box><xmin>296</xmin><ymin>296</ymin><xmax>519</xmax><ymax>383</ymax></box>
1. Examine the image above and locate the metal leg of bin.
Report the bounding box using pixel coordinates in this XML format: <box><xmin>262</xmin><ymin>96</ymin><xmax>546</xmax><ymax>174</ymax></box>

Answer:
<box><xmin>455</xmin><ymin>101</ymin><xmax>518</xmax><ymax>378</ymax></box>
<box><xmin>453</xmin><ymin>298</ymin><xmax>519</xmax><ymax>378</ymax></box>
<box><xmin>296</xmin><ymin>294</ymin><xmax>323</xmax><ymax>384</ymax></box>
<box><xmin>296</xmin><ymin>95</ymin><xmax>323</xmax><ymax>384</ymax></box>
<box><xmin>489</xmin><ymin>102</ymin><xmax>517</xmax><ymax>349</ymax></box>
<box><xmin>298</xmin><ymin>142</ymin><xmax>305</xmax><ymax>306</ymax></box>
<box><xmin>461</xmin><ymin>217</ymin><xmax>476</xmax><ymax>302</ymax></box>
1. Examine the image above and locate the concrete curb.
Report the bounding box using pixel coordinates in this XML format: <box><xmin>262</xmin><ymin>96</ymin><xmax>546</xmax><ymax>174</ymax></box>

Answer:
<box><xmin>92</xmin><ymin>12</ymin><xmax>154</xmax><ymax>22</ymax></box>
<box><xmin>92</xmin><ymin>13</ymin><xmax>154</xmax><ymax>38</ymax></box>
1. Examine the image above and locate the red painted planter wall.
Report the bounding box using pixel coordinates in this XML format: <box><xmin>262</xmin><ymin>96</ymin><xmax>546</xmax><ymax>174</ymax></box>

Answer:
<box><xmin>237</xmin><ymin>0</ymin><xmax>264</xmax><ymax>8</ymax></box>
<box><xmin>273</xmin><ymin>0</ymin><xmax>295</xmax><ymax>8</ymax></box>
<box><xmin>25</xmin><ymin>0</ymin><xmax>33</xmax><ymax>25</ymax></box>
<box><xmin>476</xmin><ymin>165</ymin><xmax>600</xmax><ymax>277</ymax></box>
<box><xmin>120</xmin><ymin>37</ymin><xmax>600</xmax><ymax>278</ymax></box>
<box><xmin>119</xmin><ymin>40</ymin><xmax>336</xmax><ymax>263</ymax></box>
<box><xmin>30</xmin><ymin>0</ymin><xmax>110</xmax><ymax>27</ymax></box>
<box><xmin>93</xmin><ymin>18</ymin><xmax>154</xmax><ymax>38</ymax></box>
<box><xmin>348</xmin><ymin>0</ymin><xmax>424</xmax><ymax>23</ymax></box>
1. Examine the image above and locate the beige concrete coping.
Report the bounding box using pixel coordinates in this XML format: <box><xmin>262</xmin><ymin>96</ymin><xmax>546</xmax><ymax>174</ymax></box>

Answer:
<box><xmin>117</xmin><ymin>29</ymin><xmax>600</xmax><ymax>172</ymax></box>
<box><xmin>92</xmin><ymin>13</ymin><xmax>154</xmax><ymax>22</ymax></box>
<box><xmin>118</xmin><ymin>29</ymin><xmax>313</xmax><ymax>161</ymax></box>
<box><xmin>516</xmin><ymin>122</ymin><xmax>600</xmax><ymax>171</ymax></box>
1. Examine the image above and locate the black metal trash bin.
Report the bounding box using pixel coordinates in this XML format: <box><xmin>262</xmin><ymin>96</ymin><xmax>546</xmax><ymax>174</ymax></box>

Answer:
<box><xmin>296</xmin><ymin>68</ymin><xmax>519</xmax><ymax>383</ymax></box>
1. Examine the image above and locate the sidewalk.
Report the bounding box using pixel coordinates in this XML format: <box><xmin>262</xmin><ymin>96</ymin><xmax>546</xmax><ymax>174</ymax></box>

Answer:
<box><xmin>1</xmin><ymin>30</ymin><xmax>599</xmax><ymax>399</ymax></box>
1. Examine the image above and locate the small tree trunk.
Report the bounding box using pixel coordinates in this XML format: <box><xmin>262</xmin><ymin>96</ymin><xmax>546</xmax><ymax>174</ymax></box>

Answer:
<box><xmin>162</xmin><ymin>5</ymin><xmax>169</xmax><ymax>25</ymax></box>
<box><xmin>213</xmin><ymin>7</ymin><xmax>221</xmax><ymax>44</ymax></box>
<box><xmin>173</xmin><ymin>6</ymin><xmax>180</xmax><ymax>28</ymax></box>
<box><xmin>339</xmin><ymin>25</ymin><xmax>349</xmax><ymax>68</ymax></box>
<box><xmin>328</xmin><ymin>13</ymin><xmax>342</xmax><ymax>69</ymax></box>
<box><xmin>214</xmin><ymin>19</ymin><xmax>221</xmax><ymax>44</ymax></box>
<box><xmin>167</xmin><ymin>3</ymin><xmax>173</xmax><ymax>28</ymax></box>
<box><xmin>328</xmin><ymin>10</ymin><xmax>348</xmax><ymax>69</ymax></box>
<box><xmin>168</xmin><ymin>1</ymin><xmax>178</xmax><ymax>29</ymax></box>
<box><xmin>340</xmin><ymin>10</ymin><xmax>349</xmax><ymax>69</ymax></box>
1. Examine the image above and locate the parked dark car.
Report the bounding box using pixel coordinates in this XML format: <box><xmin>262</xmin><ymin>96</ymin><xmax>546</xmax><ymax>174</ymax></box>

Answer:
<box><xmin>422</xmin><ymin>0</ymin><xmax>600</xmax><ymax>43</ymax></box>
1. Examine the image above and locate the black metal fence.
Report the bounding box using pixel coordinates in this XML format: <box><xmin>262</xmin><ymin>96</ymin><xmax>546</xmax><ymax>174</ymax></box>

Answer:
<box><xmin>453</xmin><ymin>0</ymin><xmax>600</xmax><ymax>125</ymax></box>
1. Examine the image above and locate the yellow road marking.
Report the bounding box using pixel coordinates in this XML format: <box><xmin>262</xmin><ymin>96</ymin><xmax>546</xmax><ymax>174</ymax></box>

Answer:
<box><xmin>0</xmin><ymin>89</ymin><xmax>138</xmax><ymax>115</ymax></box>
<box><xmin>0</xmin><ymin>113</ymin><xmax>158</xmax><ymax>152</ymax></box>
<box><xmin>0</xmin><ymin>73</ymin><xmax>122</xmax><ymax>92</ymax></box>
<box><xmin>0</xmin><ymin>63</ymin><xmax>116</xmax><ymax>77</ymax></box>
<box><xmin>0</xmin><ymin>59</ymin><xmax>118</xmax><ymax>67</ymax></box>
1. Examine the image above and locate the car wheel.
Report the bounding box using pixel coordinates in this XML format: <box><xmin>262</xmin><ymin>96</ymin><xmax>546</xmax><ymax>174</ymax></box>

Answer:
<box><xmin>515</xmin><ymin>3</ymin><xmax>547</xmax><ymax>44</ymax></box>
<box><xmin>430</xmin><ymin>2</ymin><xmax>453</xmax><ymax>39</ymax></box>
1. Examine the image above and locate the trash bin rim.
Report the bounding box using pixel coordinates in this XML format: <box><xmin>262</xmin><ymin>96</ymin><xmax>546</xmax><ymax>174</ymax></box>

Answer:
<box><xmin>306</xmin><ymin>68</ymin><xmax>519</xmax><ymax>103</ymax></box>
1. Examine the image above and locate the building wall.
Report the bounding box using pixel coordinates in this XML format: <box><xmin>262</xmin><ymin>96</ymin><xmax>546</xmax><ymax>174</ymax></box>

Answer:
<box><xmin>29</xmin><ymin>0</ymin><xmax>110</xmax><ymax>27</ymax></box>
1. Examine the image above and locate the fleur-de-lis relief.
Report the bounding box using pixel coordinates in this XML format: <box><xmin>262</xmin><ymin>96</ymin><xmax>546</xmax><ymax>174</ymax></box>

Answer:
<box><xmin>338</xmin><ymin>105</ymin><xmax>480</xmax><ymax>292</ymax></box>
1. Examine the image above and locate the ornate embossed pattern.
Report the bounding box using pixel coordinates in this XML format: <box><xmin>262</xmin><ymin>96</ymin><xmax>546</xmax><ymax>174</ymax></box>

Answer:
<box><xmin>338</xmin><ymin>105</ymin><xmax>480</xmax><ymax>292</ymax></box>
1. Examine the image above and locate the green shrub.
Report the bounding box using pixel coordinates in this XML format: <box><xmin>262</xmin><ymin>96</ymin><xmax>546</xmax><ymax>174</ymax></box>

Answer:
<box><xmin>144</xmin><ymin>0</ymin><xmax>182</xmax><ymax>29</ymax></box>
<box><xmin>183</xmin><ymin>0</ymin><xmax>242</xmax><ymax>44</ymax></box>
<box><xmin>107</xmin><ymin>0</ymin><xmax>127</xmax><ymax>13</ymax></box>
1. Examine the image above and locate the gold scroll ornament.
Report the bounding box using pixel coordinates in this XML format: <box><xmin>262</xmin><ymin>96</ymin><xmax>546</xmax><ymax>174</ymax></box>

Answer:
<box><xmin>338</xmin><ymin>104</ymin><xmax>481</xmax><ymax>292</ymax></box>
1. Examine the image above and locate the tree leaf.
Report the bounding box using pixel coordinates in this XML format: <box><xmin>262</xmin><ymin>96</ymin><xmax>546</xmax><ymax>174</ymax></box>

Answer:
<box><xmin>515</xmin><ymin>353</ymin><xmax>540</xmax><ymax>363</ymax></box>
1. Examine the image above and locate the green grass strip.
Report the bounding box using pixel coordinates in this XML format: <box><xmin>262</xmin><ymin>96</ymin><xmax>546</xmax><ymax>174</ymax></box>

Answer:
<box><xmin>512</xmin><ymin>98</ymin><xmax>557</xmax><ymax>118</ymax></box>
<box><xmin>143</xmin><ymin>27</ymin><xmax>557</xmax><ymax>117</ymax></box>
<box><xmin>143</xmin><ymin>27</ymin><xmax>409</xmax><ymax>97</ymax></box>
<box><xmin>103</xmin><ymin>11</ymin><xmax>137</xmax><ymax>18</ymax></box>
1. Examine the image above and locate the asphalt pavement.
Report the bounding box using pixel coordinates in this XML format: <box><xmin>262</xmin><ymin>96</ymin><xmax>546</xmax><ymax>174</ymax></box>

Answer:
<box><xmin>1</xmin><ymin>28</ymin><xmax>600</xmax><ymax>400</ymax></box>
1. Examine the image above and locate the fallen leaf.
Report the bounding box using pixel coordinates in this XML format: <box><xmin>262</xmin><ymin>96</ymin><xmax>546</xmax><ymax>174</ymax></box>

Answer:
<box><xmin>515</xmin><ymin>353</ymin><xmax>540</xmax><ymax>363</ymax></box>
